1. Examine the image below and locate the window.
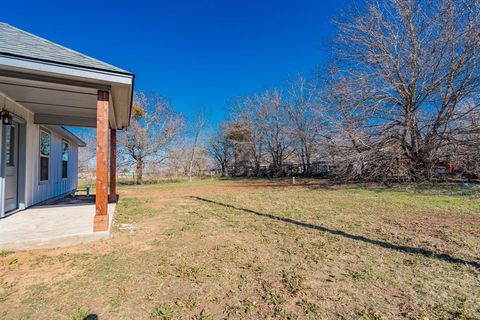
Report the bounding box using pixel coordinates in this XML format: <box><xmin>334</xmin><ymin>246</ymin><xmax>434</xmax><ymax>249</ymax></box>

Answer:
<box><xmin>62</xmin><ymin>140</ymin><xmax>69</xmax><ymax>179</ymax></box>
<box><xmin>40</xmin><ymin>130</ymin><xmax>50</xmax><ymax>181</ymax></box>
<box><xmin>5</xmin><ymin>125</ymin><xmax>15</xmax><ymax>167</ymax></box>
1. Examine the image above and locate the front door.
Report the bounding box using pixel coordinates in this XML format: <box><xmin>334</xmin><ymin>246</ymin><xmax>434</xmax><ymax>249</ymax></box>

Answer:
<box><xmin>3</xmin><ymin>122</ymin><xmax>19</xmax><ymax>212</ymax></box>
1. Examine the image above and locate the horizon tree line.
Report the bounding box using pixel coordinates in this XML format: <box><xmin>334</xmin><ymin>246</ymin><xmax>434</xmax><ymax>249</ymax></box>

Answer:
<box><xmin>209</xmin><ymin>0</ymin><xmax>480</xmax><ymax>182</ymax></box>
<box><xmin>80</xmin><ymin>0</ymin><xmax>480</xmax><ymax>183</ymax></box>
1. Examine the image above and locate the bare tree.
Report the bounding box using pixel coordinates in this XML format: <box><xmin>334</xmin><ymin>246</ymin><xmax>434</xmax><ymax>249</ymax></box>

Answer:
<box><xmin>224</xmin><ymin>121</ymin><xmax>251</xmax><ymax>176</ymax></box>
<box><xmin>331</xmin><ymin>0</ymin><xmax>480</xmax><ymax>180</ymax></box>
<box><xmin>262</xmin><ymin>89</ymin><xmax>292</xmax><ymax>175</ymax></box>
<box><xmin>77</xmin><ymin>132</ymin><xmax>96</xmax><ymax>178</ymax></box>
<box><xmin>119</xmin><ymin>91</ymin><xmax>185</xmax><ymax>184</ymax></box>
<box><xmin>286</xmin><ymin>74</ymin><xmax>324</xmax><ymax>175</ymax></box>
<box><xmin>204</xmin><ymin>0</ymin><xmax>480</xmax><ymax>182</ymax></box>
<box><xmin>231</xmin><ymin>95</ymin><xmax>267</xmax><ymax>176</ymax></box>
<box><xmin>187</xmin><ymin>112</ymin><xmax>206</xmax><ymax>182</ymax></box>
<box><xmin>208</xmin><ymin>123</ymin><xmax>233</xmax><ymax>176</ymax></box>
<box><xmin>165</xmin><ymin>145</ymin><xmax>189</xmax><ymax>178</ymax></box>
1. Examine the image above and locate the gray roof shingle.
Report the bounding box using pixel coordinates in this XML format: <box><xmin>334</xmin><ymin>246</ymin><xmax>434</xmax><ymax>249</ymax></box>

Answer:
<box><xmin>0</xmin><ymin>22</ymin><xmax>131</xmax><ymax>74</ymax></box>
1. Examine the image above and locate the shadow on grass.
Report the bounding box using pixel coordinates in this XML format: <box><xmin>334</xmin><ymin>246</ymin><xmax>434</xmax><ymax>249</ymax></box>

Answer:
<box><xmin>192</xmin><ymin>196</ymin><xmax>480</xmax><ymax>270</ymax></box>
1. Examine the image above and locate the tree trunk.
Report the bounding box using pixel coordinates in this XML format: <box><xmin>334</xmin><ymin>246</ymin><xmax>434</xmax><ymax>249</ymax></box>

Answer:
<box><xmin>135</xmin><ymin>158</ymin><xmax>143</xmax><ymax>184</ymax></box>
<box><xmin>300</xmin><ymin>148</ymin><xmax>306</xmax><ymax>175</ymax></box>
<box><xmin>221</xmin><ymin>163</ymin><xmax>227</xmax><ymax>177</ymax></box>
<box><xmin>188</xmin><ymin>146</ymin><xmax>195</xmax><ymax>183</ymax></box>
<box><xmin>305</xmin><ymin>150</ymin><xmax>311</xmax><ymax>176</ymax></box>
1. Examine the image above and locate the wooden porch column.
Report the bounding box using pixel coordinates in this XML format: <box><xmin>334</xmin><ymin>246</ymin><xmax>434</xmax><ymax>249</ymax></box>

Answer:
<box><xmin>109</xmin><ymin>128</ymin><xmax>117</xmax><ymax>202</ymax></box>
<box><xmin>94</xmin><ymin>90</ymin><xmax>110</xmax><ymax>232</ymax></box>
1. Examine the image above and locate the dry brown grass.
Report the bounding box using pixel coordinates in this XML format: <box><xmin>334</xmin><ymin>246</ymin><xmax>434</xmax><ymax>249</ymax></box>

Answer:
<box><xmin>0</xmin><ymin>178</ymin><xmax>479</xmax><ymax>319</ymax></box>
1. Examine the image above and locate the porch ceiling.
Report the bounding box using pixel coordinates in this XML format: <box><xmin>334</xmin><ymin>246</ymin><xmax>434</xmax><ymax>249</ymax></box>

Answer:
<box><xmin>0</xmin><ymin>74</ymin><xmax>98</xmax><ymax>123</ymax></box>
<box><xmin>0</xmin><ymin>72</ymin><xmax>126</xmax><ymax>128</ymax></box>
<box><xmin>0</xmin><ymin>56</ymin><xmax>134</xmax><ymax>129</ymax></box>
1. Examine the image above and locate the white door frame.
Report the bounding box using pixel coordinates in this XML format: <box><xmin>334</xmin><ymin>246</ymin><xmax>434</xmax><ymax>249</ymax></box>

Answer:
<box><xmin>0</xmin><ymin>114</ymin><xmax>26</xmax><ymax>218</ymax></box>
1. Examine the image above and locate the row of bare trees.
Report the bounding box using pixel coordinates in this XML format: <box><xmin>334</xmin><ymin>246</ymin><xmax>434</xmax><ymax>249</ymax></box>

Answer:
<box><xmin>79</xmin><ymin>92</ymin><xmax>210</xmax><ymax>184</ymax></box>
<box><xmin>209</xmin><ymin>0</ymin><xmax>480</xmax><ymax>181</ymax></box>
<box><xmin>79</xmin><ymin>0</ymin><xmax>480</xmax><ymax>183</ymax></box>
<box><xmin>208</xmin><ymin>76</ymin><xmax>327</xmax><ymax>177</ymax></box>
<box><xmin>118</xmin><ymin>92</ymin><xmax>186</xmax><ymax>183</ymax></box>
<box><xmin>118</xmin><ymin>93</ymin><xmax>216</xmax><ymax>184</ymax></box>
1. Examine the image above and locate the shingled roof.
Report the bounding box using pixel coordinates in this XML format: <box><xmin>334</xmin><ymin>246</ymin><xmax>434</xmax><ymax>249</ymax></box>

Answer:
<box><xmin>0</xmin><ymin>22</ymin><xmax>131</xmax><ymax>74</ymax></box>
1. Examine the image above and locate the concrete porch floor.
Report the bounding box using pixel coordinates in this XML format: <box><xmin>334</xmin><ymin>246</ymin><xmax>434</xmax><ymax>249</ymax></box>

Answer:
<box><xmin>0</xmin><ymin>203</ymin><xmax>115</xmax><ymax>251</ymax></box>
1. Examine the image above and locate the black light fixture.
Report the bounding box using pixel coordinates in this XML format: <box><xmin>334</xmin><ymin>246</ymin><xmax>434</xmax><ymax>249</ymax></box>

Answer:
<box><xmin>0</xmin><ymin>110</ymin><xmax>12</xmax><ymax>125</ymax></box>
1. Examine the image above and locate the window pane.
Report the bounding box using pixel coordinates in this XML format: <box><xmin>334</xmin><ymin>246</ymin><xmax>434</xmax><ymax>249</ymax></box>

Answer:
<box><xmin>40</xmin><ymin>131</ymin><xmax>50</xmax><ymax>156</ymax></box>
<box><xmin>62</xmin><ymin>141</ymin><xmax>69</xmax><ymax>161</ymax></box>
<box><xmin>62</xmin><ymin>160</ymin><xmax>68</xmax><ymax>178</ymax></box>
<box><xmin>40</xmin><ymin>157</ymin><xmax>49</xmax><ymax>181</ymax></box>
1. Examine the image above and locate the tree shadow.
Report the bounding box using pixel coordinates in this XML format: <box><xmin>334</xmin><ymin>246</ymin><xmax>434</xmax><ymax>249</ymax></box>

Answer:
<box><xmin>192</xmin><ymin>196</ymin><xmax>480</xmax><ymax>270</ymax></box>
<box><xmin>83</xmin><ymin>315</ymin><xmax>98</xmax><ymax>320</ymax></box>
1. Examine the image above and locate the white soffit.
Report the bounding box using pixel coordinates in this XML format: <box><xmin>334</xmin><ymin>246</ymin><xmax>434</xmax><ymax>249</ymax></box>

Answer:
<box><xmin>0</xmin><ymin>59</ymin><xmax>133</xmax><ymax>129</ymax></box>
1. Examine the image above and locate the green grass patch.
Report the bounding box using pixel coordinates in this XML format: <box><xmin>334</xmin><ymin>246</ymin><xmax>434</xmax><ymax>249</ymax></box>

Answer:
<box><xmin>115</xmin><ymin>197</ymin><xmax>154</xmax><ymax>224</ymax></box>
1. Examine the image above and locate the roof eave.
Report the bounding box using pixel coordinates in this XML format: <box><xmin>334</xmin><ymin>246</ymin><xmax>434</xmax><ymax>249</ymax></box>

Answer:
<box><xmin>0</xmin><ymin>54</ymin><xmax>134</xmax><ymax>85</ymax></box>
<box><xmin>45</xmin><ymin>125</ymin><xmax>87</xmax><ymax>147</ymax></box>
<box><xmin>0</xmin><ymin>51</ymin><xmax>133</xmax><ymax>76</ymax></box>
<box><xmin>0</xmin><ymin>54</ymin><xmax>134</xmax><ymax>130</ymax></box>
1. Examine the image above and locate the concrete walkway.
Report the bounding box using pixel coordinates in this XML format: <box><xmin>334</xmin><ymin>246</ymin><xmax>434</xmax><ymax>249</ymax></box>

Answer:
<box><xmin>0</xmin><ymin>203</ymin><xmax>115</xmax><ymax>251</ymax></box>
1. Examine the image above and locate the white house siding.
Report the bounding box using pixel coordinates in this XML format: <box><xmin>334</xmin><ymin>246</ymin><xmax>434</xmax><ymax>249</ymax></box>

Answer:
<box><xmin>0</xmin><ymin>90</ymin><xmax>80</xmax><ymax>209</ymax></box>
<box><xmin>31</xmin><ymin>127</ymin><xmax>79</xmax><ymax>205</ymax></box>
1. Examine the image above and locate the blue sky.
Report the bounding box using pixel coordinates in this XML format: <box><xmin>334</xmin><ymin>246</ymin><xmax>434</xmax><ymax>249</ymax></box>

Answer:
<box><xmin>1</xmin><ymin>0</ymin><xmax>345</xmax><ymax>126</ymax></box>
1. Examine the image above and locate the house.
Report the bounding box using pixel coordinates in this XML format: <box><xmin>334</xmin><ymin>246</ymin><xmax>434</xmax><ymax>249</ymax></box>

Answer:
<box><xmin>310</xmin><ymin>161</ymin><xmax>331</xmax><ymax>176</ymax></box>
<box><xmin>0</xmin><ymin>22</ymin><xmax>134</xmax><ymax>233</ymax></box>
<box><xmin>1</xmin><ymin>118</ymin><xmax>86</xmax><ymax>214</ymax></box>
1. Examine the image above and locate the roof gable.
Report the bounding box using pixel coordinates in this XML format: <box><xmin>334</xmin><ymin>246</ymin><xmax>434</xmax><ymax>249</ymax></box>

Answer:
<box><xmin>0</xmin><ymin>22</ymin><xmax>130</xmax><ymax>74</ymax></box>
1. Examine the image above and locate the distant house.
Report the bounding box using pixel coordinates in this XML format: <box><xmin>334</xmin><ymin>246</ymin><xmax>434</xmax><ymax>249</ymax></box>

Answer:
<box><xmin>311</xmin><ymin>161</ymin><xmax>331</xmax><ymax>176</ymax></box>
<box><xmin>0</xmin><ymin>22</ymin><xmax>134</xmax><ymax>231</ymax></box>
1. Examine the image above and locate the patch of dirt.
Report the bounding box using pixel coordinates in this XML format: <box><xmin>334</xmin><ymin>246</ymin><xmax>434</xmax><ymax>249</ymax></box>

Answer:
<box><xmin>378</xmin><ymin>210</ymin><xmax>480</xmax><ymax>264</ymax></box>
<box><xmin>121</xmin><ymin>179</ymin><xmax>318</xmax><ymax>198</ymax></box>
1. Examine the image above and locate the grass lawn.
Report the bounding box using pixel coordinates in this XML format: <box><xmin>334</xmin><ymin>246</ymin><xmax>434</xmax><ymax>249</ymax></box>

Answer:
<box><xmin>0</xmin><ymin>179</ymin><xmax>479</xmax><ymax>319</ymax></box>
